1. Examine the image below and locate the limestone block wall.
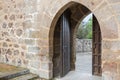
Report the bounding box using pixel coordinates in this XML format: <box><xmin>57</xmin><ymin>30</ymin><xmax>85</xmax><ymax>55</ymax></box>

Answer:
<box><xmin>0</xmin><ymin>0</ymin><xmax>43</xmax><ymax>78</ymax></box>
<box><xmin>76</xmin><ymin>39</ymin><xmax>92</xmax><ymax>52</ymax></box>
<box><xmin>0</xmin><ymin>0</ymin><xmax>120</xmax><ymax>80</ymax></box>
<box><xmin>0</xmin><ymin>0</ymin><xmax>28</xmax><ymax>67</ymax></box>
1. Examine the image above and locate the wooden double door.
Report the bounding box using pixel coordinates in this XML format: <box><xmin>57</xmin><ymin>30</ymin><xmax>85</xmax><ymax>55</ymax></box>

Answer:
<box><xmin>53</xmin><ymin>10</ymin><xmax>101</xmax><ymax>77</ymax></box>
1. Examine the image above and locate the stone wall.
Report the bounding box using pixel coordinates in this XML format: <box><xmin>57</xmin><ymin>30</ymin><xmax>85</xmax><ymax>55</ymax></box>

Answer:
<box><xmin>0</xmin><ymin>0</ymin><xmax>42</xmax><ymax>78</ymax></box>
<box><xmin>0</xmin><ymin>0</ymin><xmax>27</xmax><ymax>67</ymax></box>
<box><xmin>76</xmin><ymin>39</ymin><xmax>92</xmax><ymax>52</ymax></box>
<box><xmin>0</xmin><ymin>0</ymin><xmax>120</xmax><ymax>80</ymax></box>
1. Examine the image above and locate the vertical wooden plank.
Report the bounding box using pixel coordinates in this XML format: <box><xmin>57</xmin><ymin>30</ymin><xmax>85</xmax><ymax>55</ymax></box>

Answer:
<box><xmin>92</xmin><ymin>15</ymin><xmax>102</xmax><ymax>76</ymax></box>
<box><xmin>60</xmin><ymin>10</ymin><xmax>71</xmax><ymax>77</ymax></box>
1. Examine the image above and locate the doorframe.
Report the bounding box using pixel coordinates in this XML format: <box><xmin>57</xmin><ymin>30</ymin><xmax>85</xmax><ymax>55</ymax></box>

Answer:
<box><xmin>92</xmin><ymin>15</ymin><xmax>102</xmax><ymax>76</ymax></box>
<box><xmin>51</xmin><ymin>3</ymin><xmax>102</xmax><ymax>78</ymax></box>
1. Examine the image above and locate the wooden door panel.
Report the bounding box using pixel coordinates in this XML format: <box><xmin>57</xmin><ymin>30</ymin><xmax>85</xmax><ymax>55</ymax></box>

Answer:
<box><xmin>92</xmin><ymin>15</ymin><xmax>102</xmax><ymax>76</ymax></box>
<box><xmin>60</xmin><ymin>10</ymin><xmax>71</xmax><ymax>77</ymax></box>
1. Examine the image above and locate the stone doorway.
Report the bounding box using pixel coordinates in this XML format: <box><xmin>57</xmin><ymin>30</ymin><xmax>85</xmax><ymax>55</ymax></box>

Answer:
<box><xmin>52</xmin><ymin>3</ymin><xmax>102</xmax><ymax>79</ymax></box>
<box><xmin>75</xmin><ymin>14</ymin><xmax>93</xmax><ymax>76</ymax></box>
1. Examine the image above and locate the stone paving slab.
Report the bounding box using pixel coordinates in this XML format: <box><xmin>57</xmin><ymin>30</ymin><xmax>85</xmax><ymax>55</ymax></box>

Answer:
<box><xmin>0</xmin><ymin>63</ymin><xmax>49</xmax><ymax>80</ymax></box>
<box><xmin>0</xmin><ymin>63</ymin><xmax>30</xmax><ymax>79</ymax></box>
<box><xmin>0</xmin><ymin>63</ymin><xmax>26</xmax><ymax>72</ymax></box>
<box><xmin>9</xmin><ymin>73</ymin><xmax>38</xmax><ymax>80</ymax></box>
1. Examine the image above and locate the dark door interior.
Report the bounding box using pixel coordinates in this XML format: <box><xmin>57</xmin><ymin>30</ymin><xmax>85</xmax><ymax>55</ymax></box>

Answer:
<box><xmin>53</xmin><ymin>10</ymin><xmax>71</xmax><ymax>77</ymax></box>
<box><xmin>60</xmin><ymin>10</ymin><xmax>71</xmax><ymax>77</ymax></box>
<box><xmin>92</xmin><ymin>15</ymin><xmax>102</xmax><ymax>76</ymax></box>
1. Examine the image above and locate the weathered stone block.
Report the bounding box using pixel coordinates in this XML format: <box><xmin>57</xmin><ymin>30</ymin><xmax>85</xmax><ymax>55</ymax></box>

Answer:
<box><xmin>25</xmin><ymin>39</ymin><xmax>35</xmax><ymax>45</ymax></box>
<box><xmin>39</xmin><ymin>71</ymin><xmax>52</xmax><ymax>79</ymax></box>
<box><xmin>103</xmin><ymin>40</ymin><xmax>120</xmax><ymax>50</ymax></box>
<box><xmin>0</xmin><ymin>1</ymin><xmax>3</xmax><ymax>11</ymax></box>
<box><xmin>8</xmin><ymin>22</ymin><xmax>13</xmax><ymax>28</ymax></box>
<box><xmin>26</xmin><ymin>53</ymin><xmax>39</xmax><ymax>60</ymax></box>
<box><xmin>14</xmin><ymin>44</ymin><xmax>19</xmax><ymax>48</ymax></box>
<box><xmin>16</xmin><ymin>29</ymin><xmax>23</xmax><ymax>37</ymax></box>
<box><xmin>40</xmin><ymin>62</ymin><xmax>52</xmax><ymax>71</ymax></box>
<box><xmin>39</xmin><ymin>55</ymin><xmax>49</xmax><ymax>62</ymax></box>
<box><xmin>6</xmin><ymin>49</ymin><xmax>12</xmax><ymax>55</ymax></box>
<box><xmin>108</xmin><ymin>0</ymin><xmax>120</xmax><ymax>3</ymax></box>
<box><xmin>103</xmin><ymin>61</ymin><xmax>117</xmax><ymax>73</ymax></box>
<box><xmin>37</xmin><ymin>39</ymin><xmax>49</xmax><ymax>47</ymax></box>
<box><xmin>29</xmin><ymin>30</ymin><xmax>41</xmax><ymax>38</ymax></box>
<box><xmin>93</xmin><ymin>2</ymin><xmax>113</xmax><ymax>21</ymax></box>
<box><xmin>29</xmin><ymin>60</ymin><xmax>40</xmax><ymax>69</ymax></box>
<box><xmin>9</xmin><ymin>14</ymin><xmax>15</xmax><ymax>21</ymax></box>
<box><xmin>111</xmin><ymin>3</ymin><xmax>120</xmax><ymax>15</ymax></box>
<box><xmin>37</xmin><ymin>13</ymin><xmax>52</xmax><ymax>28</ymax></box>
<box><xmin>101</xmin><ymin>17</ymin><xmax>118</xmax><ymax>39</ymax></box>
<box><xmin>14</xmin><ymin>50</ymin><xmax>19</xmax><ymax>55</ymax></box>
<box><xmin>102</xmin><ymin>61</ymin><xmax>119</xmax><ymax>80</ymax></box>
<box><xmin>23</xmin><ymin>21</ymin><xmax>32</xmax><ymax>30</ymax></box>
<box><xmin>28</xmin><ymin>47</ymin><xmax>40</xmax><ymax>53</ymax></box>
<box><xmin>3</xmin><ymin>42</ymin><xmax>8</xmax><ymax>47</ymax></box>
<box><xmin>2</xmin><ymin>22</ymin><xmax>7</xmax><ymax>28</ymax></box>
<box><xmin>23</xmin><ymin>59</ymin><xmax>29</xmax><ymax>66</ymax></box>
<box><xmin>40</xmin><ymin>47</ymin><xmax>49</xmax><ymax>56</ymax></box>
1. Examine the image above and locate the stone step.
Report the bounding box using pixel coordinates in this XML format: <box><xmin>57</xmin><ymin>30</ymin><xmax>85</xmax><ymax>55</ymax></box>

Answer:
<box><xmin>0</xmin><ymin>68</ymin><xmax>30</xmax><ymax>80</ymax></box>
<box><xmin>10</xmin><ymin>73</ymin><xmax>39</xmax><ymax>80</ymax></box>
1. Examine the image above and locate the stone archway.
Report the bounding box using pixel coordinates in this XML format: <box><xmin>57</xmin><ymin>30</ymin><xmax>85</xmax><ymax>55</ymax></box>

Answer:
<box><xmin>51</xmin><ymin>2</ymin><xmax>102</xmax><ymax>78</ymax></box>
<box><xmin>0</xmin><ymin>0</ymin><xmax>119</xmax><ymax>80</ymax></box>
<box><xmin>48</xmin><ymin>0</ymin><xmax>119</xmax><ymax>80</ymax></box>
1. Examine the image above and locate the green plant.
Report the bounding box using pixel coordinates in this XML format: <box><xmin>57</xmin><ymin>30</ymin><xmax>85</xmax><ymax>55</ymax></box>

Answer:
<box><xmin>76</xmin><ymin>17</ymin><xmax>92</xmax><ymax>39</ymax></box>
